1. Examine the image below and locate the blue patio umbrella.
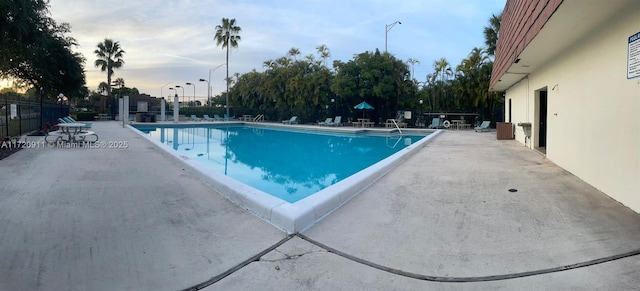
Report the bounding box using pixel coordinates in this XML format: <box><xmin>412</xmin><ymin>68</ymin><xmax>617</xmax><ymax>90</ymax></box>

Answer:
<box><xmin>353</xmin><ymin>101</ymin><xmax>374</xmax><ymax>118</ymax></box>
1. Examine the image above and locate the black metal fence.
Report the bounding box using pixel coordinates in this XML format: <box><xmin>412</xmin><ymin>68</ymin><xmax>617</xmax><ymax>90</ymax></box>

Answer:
<box><xmin>1</xmin><ymin>94</ymin><xmax>69</xmax><ymax>140</ymax></box>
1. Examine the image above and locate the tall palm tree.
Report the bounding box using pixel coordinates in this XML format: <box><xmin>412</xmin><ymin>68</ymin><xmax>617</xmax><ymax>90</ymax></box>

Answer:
<box><xmin>316</xmin><ymin>44</ymin><xmax>331</xmax><ymax>67</ymax></box>
<box><xmin>407</xmin><ymin>58</ymin><xmax>420</xmax><ymax>80</ymax></box>
<box><xmin>215</xmin><ymin>18</ymin><xmax>242</xmax><ymax>116</ymax></box>
<box><xmin>431</xmin><ymin>57</ymin><xmax>451</xmax><ymax>111</ymax></box>
<box><xmin>484</xmin><ymin>13</ymin><xmax>501</xmax><ymax>56</ymax></box>
<box><xmin>288</xmin><ymin>47</ymin><xmax>300</xmax><ymax>61</ymax></box>
<box><xmin>94</xmin><ymin>38</ymin><xmax>125</xmax><ymax>104</ymax></box>
<box><xmin>433</xmin><ymin>57</ymin><xmax>451</xmax><ymax>83</ymax></box>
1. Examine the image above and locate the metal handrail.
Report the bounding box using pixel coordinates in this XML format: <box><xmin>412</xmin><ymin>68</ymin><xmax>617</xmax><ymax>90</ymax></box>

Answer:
<box><xmin>390</xmin><ymin>119</ymin><xmax>402</xmax><ymax>134</ymax></box>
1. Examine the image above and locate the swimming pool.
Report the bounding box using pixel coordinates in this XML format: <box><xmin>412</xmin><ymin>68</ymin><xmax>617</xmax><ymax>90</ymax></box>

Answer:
<box><xmin>131</xmin><ymin>123</ymin><xmax>441</xmax><ymax>233</ymax></box>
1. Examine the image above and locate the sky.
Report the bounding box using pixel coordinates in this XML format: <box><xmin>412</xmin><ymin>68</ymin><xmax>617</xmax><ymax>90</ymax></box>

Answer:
<box><xmin>46</xmin><ymin>0</ymin><xmax>505</xmax><ymax>102</ymax></box>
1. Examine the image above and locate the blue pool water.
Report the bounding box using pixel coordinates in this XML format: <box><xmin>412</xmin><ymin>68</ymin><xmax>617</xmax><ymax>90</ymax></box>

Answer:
<box><xmin>134</xmin><ymin>124</ymin><xmax>430</xmax><ymax>203</ymax></box>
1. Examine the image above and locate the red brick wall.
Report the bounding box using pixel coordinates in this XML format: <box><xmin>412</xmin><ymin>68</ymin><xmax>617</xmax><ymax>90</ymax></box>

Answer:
<box><xmin>490</xmin><ymin>0</ymin><xmax>563</xmax><ymax>90</ymax></box>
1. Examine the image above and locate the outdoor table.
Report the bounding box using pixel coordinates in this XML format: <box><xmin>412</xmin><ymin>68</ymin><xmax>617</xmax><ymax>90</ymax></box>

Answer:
<box><xmin>57</xmin><ymin>123</ymin><xmax>86</xmax><ymax>142</ymax></box>
<box><xmin>385</xmin><ymin>119</ymin><xmax>397</xmax><ymax>128</ymax></box>
<box><xmin>452</xmin><ymin>120</ymin><xmax>471</xmax><ymax>130</ymax></box>
<box><xmin>241</xmin><ymin>115</ymin><xmax>252</xmax><ymax>121</ymax></box>
<box><xmin>355</xmin><ymin>118</ymin><xmax>374</xmax><ymax>128</ymax></box>
<box><xmin>451</xmin><ymin>120</ymin><xmax>463</xmax><ymax>130</ymax></box>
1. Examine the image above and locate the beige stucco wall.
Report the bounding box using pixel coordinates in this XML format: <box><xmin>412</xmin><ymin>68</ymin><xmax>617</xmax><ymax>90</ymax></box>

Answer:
<box><xmin>505</xmin><ymin>5</ymin><xmax>640</xmax><ymax>212</ymax></box>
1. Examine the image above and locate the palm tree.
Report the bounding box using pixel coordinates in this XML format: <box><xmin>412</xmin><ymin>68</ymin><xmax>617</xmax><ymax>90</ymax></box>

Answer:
<box><xmin>407</xmin><ymin>58</ymin><xmax>420</xmax><ymax>80</ymax></box>
<box><xmin>431</xmin><ymin>57</ymin><xmax>452</xmax><ymax>111</ymax></box>
<box><xmin>484</xmin><ymin>13</ymin><xmax>501</xmax><ymax>56</ymax></box>
<box><xmin>215</xmin><ymin>18</ymin><xmax>242</xmax><ymax>116</ymax></box>
<box><xmin>316</xmin><ymin>44</ymin><xmax>331</xmax><ymax>67</ymax></box>
<box><xmin>433</xmin><ymin>57</ymin><xmax>451</xmax><ymax>83</ymax></box>
<box><xmin>94</xmin><ymin>38</ymin><xmax>125</xmax><ymax>105</ymax></box>
<box><xmin>288</xmin><ymin>47</ymin><xmax>300</xmax><ymax>61</ymax></box>
<box><xmin>465</xmin><ymin>47</ymin><xmax>488</xmax><ymax>70</ymax></box>
<box><xmin>113</xmin><ymin>77</ymin><xmax>125</xmax><ymax>88</ymax></box>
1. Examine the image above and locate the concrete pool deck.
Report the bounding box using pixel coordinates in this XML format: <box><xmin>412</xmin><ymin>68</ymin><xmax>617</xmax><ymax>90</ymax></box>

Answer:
<box><xmin>0</xmin><ymin>121</ymin><xmax>639</xmax><ymax>290</ymax></box>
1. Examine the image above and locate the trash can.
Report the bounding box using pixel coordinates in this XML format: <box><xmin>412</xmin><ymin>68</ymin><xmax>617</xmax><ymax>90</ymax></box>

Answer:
<box><xmin>496</xmin><ymin>122</ymin><xmax>514</xmax><ymax>140</ymax></box>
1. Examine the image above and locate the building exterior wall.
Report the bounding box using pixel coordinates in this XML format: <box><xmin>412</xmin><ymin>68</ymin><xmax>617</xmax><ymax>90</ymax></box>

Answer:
<box><xmin>506</xmin><ymin>5</ymin><xmax>640</xmax><ymax>211</ymax></box>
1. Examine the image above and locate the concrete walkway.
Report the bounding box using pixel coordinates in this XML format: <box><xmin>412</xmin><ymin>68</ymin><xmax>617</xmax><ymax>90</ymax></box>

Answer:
<box><xmin>1</xmin><ymin>121</ymin><xmax>638</xmax><ymax>290</ymax></box>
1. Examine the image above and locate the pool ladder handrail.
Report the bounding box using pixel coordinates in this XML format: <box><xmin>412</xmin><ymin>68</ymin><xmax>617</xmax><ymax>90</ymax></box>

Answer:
<box><xmin>390</xmin><ymin>119</ymin><xmax>402</xmax><ymax>134</ymax></box>
<box><xmin>253</xmin><ymin>114</ymin><xmax>264</xmax><ymax>122</ymax></box>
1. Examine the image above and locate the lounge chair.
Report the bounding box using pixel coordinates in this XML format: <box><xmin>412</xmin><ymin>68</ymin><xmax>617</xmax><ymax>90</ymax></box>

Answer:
<box><xmin>213</xmin><ymin>114</ymin><xmax>225</xmax><ymax>121</ymax></box>
<box><xmin>282</xmin><ymin>116</ymin><xmax>298</xmax><ymax>124</ymax></box>
<box><xmin>203</xmin><ymin>114</ymin><xmax>215</xmax><ymax>121</ymax></box>
<box><xmin>63</xmin><ymin>116</ymin><xmax>92</xmax><ymax>129</ymax></box>
<box><xmin>428</xmin><ymin>117</ymin><xmax>441</xmax><ymax>129</ymax></box>
<box><xmin>475</xmin><ymin>121</ymin><xmax>491</xmax><ymax>132</ymax></box>
<box><xmin>327</xmin><ymin>116</ymin><xmax>342</xmax><ymax>126</ymax></box>
<box><xmin>190</xmin><ymin>115</ymin><xmax>202</xmax><ymax>121</ymax></box>
<box><xmin>318</xmin><ymin>117</ymin><xmax>333</xmax><ymax>126</ymax></box>
<box><xmin>224</xmin><ymin>114</ymin><xmax>232</xmax><ymax>121</ymax></box>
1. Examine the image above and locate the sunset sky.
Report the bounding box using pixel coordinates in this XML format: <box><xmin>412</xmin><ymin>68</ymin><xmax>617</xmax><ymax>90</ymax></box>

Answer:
<box><xmin>43</xmin><ymin>0</ymin><xmax>505</xmax><ymax>101</ymax></box>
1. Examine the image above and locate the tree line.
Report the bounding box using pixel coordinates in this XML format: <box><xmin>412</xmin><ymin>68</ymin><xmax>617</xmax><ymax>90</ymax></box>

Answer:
<box><xmin>221</xmin><ymin>14</ymin><xmax>503</xmax><ymax>125</ymax></box>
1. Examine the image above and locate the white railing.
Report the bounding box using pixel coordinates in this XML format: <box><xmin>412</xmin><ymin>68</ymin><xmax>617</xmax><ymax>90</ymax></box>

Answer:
<box><xmin>391</xmin><ymin>119</ymin><xmax>402</xmax><ymax>134</ymax></box>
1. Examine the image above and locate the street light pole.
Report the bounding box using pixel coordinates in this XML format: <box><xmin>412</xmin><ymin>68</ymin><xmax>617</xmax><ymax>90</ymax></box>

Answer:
<box><xmin>208</xmin><ymin>64</ymin><xmax>225</xmax><ymax>107</ymax></box>
<box><xmin>198</xmin><ymin>79</ymin><xmax>209</xmax><ymax>106</ymax></box>
<box><xmin>160</xmin><ymin>82</ymin><xmax>171</xmax><ymax>100</ymax></box>
<box><xmin>419</xmin><ymin>99</ymin><xmax>424</xmax><ymax>127</ymax></box>
<box><xmin>169</xmin><ymin>87</ymin><xmax>177</xmax><ymax>108</ymax></box>
<box><xmin>385</xmin><ymin>20</ymin><xmax>401</xmax><ymax>53</ymax></box>
<box><xmin>175</xmin><ymin>85</ymin><xmax>185</xmax><ymax>108</ymax></box>
<box><xmin>185</xmin><ymin>82</ymin><xmax>196</xmax><ymax>107</ymax></box>
<box><xmin>331</xmin><ymin>98</ymin><xmax>335</xmax><ymax>116</ymax></box>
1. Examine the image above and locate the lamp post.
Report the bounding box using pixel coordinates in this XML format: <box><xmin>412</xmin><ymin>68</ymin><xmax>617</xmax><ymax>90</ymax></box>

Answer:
<box><xmin>331</xmin><ymin>98</ymin><xmax>335</xmax><ymax>116</ymax></box>
<box><xmin>169</xmin><ymin>87</ymin><xmax>177</xmax><ymax>107</ymax></box>
<box><xmin>185</xmin><ymin>82</ymin><xmax>196</xmax><ymax>107</ymax></box>
<box><xmin>175</xmin><ymin>85</ymin><xmax>185</xmax><ymax>108</ymax></box>
<box><xmin>419</xmin><ymin>99</ymin><xmax>423</xmax><ymax>127</ymax></box>
<box><xmin>385</xmin><ymin>20</ymin><xmax>401</xmax><ymax>53</ymax></box>
<box><xmin>58</xmin><ymin>93</ymin><xmax>65</xmax><ymax>117</ymax></box>
<box><xmin>207</xmin><ymin>64</ymin><xmax>226</xmax><ymax>108</ymax></box>
<box><xmin>160</xmin><ymin>82</ymin><xmax>171</xmax><ymax>101</ymax></box>
<box><xmin>198</xmin><ymin>79</ymin><xmax>209</xmax><ymax>107</ymax></box>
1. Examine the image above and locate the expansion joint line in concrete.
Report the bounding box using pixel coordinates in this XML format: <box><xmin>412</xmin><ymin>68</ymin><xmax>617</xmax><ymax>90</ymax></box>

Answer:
<box><xmin>180</xmin><ymin>234</ymin><xmax>295</xmax><ymax>291</ymax></box>
<box><xmin>181</xmin><ymin>233</ymin><xmax>640</xmax><ymax>289</ymax></box>
<box><xmin>297</xmin><ymin>234</ymin><xmax>640</xmax><ymax>283</ymax></box>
